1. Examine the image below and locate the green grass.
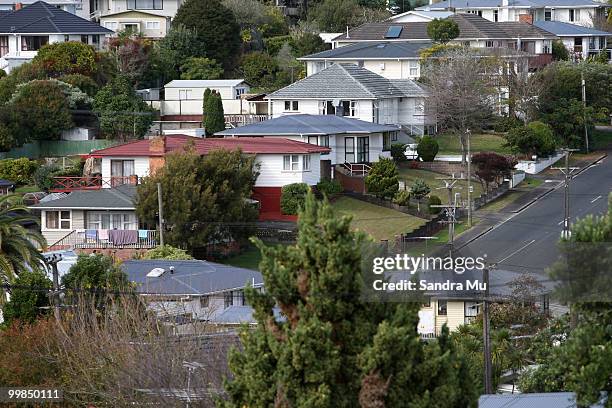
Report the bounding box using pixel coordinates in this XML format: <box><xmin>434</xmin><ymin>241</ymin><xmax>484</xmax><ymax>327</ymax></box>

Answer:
<box><xmin>15</xmin><ymin>185</ymin><xmax>39</xmax><ymax>193</ymax></box>
<box><xmin>219</xmin><ymin>246</ymin><xmax>262</xmax><ymax>270</ymax></box>
<box><xmin>591</xmin><ymin>129</ymin><xmax>612</xmax><ymax>151</ymax></box>
<box><xmin>520</xmin><ymin>177</ymin><xmax>543</xmax><ymax>189</ymax></box>
<box><xmin>435</xmin><ymin>133</ymin><xmax>512</xmax><ymax>155</ymax></box>
<box><xmin>332</xmin><ymin>197</ymin><xmax>427</xmax><ymax>241</ymax></box>
<box><xmin>397</xmin><ymin>168</ymin><xmax>484</xmax><ymax>204</ymax></box>
<box><xmin>406</xmin><ymin>219</ymin><xmax>478</xmax><ymax>256</ymax></box>
<box><xmin>477</xmin><ymin>191</ymin><xmax>524</xmax><ymax>213</ymax></box>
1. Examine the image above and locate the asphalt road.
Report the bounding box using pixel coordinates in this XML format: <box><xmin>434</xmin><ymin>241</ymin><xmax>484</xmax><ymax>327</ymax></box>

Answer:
<box><xmin>456</xmin><ymin>154</ymin><xmax>611</xmax><ymax>275</ymax></box>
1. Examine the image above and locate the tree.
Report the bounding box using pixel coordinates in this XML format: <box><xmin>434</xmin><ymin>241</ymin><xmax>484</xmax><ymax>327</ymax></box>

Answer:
<box><xmin>141</xmin><ymin>245</ymin><xmax>194</xmax><ymax>260</ymax></box>
<box><xmin>239</xmin><ymin>51</ymin><xmax>280</xmax><ymax>90</ymax></box>
<box><xmin>0</xmin><ymin>158</ymin><xmax>38</xmax><ymax>185</ymax></box>
<box><xmin>280</xmin><ymin>183</ymin><xmax>309</xmax><ymax>215</ymax></box>
<box><xmin>221</xmin><ymin>193</ymin><xmax>477</xmax><ymax>407</ymax></box>
<box><xmin>62</xmin><ymin>254</ymin><xmax>129</xmax><ymax>291</ymax></box>
<box><xmin>135</xmin><ymin>147</ymin><xmax>259</xmax><ymax>252</ymax></box>
<box><xmin>0</xmin><ymin>62</ymin><xmax>46</xmax><ymax>104</ymax></box>
<box><xmin>108</xmin><ymin>33</ymin><xmax>152</xmax><ymax>86</ymax></box>
<box><xmin>58</xmin><ymin>73</ymin><xmax>99</xmax><ymax>97</ymax></box>
<box><xmin>290</xmin><ymin>32</ymin><xmax>327</xmax><ymax>58</ymax></box>
<box><xmin>308</xmin><ymin>0</ymin><xmax>362</xmax><ymax>32</ymax></box>
<box><xmin>427</xmin><ymin>18</ymin><xmax>460</xmax><ymax>43</ymax></box>
<box><xmin>390</xmin><ymin>143</ymin><xmax>407</xmax><ymax>162</ymax></box>
<box><xmin>504</xmin><ymin>121</ymin><xmax>557</xmax><ymax>157</ymax></box>
<box><xmin>8</xmin><ymin>80</ymin><xmax>73</xmax><ymax>141</ymax></box>
<box><xmin>417</xmin><ymin>135</ymin><xmax>439</xmax><ymax>161</ymax></box>
<box><xmin>92</xmin><ymin>75</ymin><xmax>155</xmax><ymax>141</ymax></box>
<box><xmin>179</xmin><ymin>57</ymin><xmax>224</xmax><ymax>80</ymax></box>
<box><xmin>203</xmin><ymin>90</ymin><xmax>225</xmax><ymax>136</ymax></box>
<box><xmin>551</xmin><ymin>40</ymin><xmax>570</xmax><ymax>61</ymax></box>
<box><xmin>410</xmin><ymin>178</ymin><xmax>430</xmax><ymax>211</ymax></box>
<box><xmin>2</xmin><ymin>270</ymin><xmax>51</xmax><ymax>325</ymax></box>
<box><xmin>173</xmin><ymin>0</ymin><xmax>241</xmax><ymax>70</ymax></box>
<box><xmin>364</xmin><ymin>157</ymin><xmax>399</xmax><ymax>200</ymax></box>
<box><xmin>471</xmin><ymin>152</ymin><xmax>517</xmax><ymax>192</ymax></box>
<box><xmin>421</xmin><ymin>47</ymin><xmax>498</xmax><ymax>164</ymax></box>
<box><xmin>151</xmin><ymin>25</ymin><xmax>208</xmax><ymax>84</ymax></box>
<box><xmin>32</xmin><ymin>41</ymin><xmax>98</xmax><ymax>78</ymax></box>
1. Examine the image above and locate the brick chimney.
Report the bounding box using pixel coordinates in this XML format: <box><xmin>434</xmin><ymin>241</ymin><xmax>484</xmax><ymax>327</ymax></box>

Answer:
<box><xmin>148</xmin><ymin>136</ymin><xmax>166</xmax><ymax>175</ymax></box>
<box><xmin>519</xmin><ymin>14</ymin><xmax>533</xmax><ymax>24</ymax></box>
<box><xmin>14</xmin><ymin>2</ymin><xmax>22</xmax><ymax>10</ymax></box>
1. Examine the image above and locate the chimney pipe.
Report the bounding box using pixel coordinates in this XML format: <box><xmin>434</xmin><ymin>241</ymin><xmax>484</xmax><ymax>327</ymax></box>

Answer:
<box><xmin>14</xmin><ymin>2</ymin><xmax>22</xmax><ymax>10</ymax></box>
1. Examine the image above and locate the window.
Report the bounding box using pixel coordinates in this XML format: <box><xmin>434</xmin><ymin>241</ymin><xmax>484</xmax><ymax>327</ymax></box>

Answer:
<box><xmin>224</xmin><ymin>291</ymin><xmax>245</xmax><ymax>308</ymax></box>
<box><xmin>178</xmin><ymin>89</ymin><xmax>192</xmax><ymax>100</ymax></box>
<box><xmin>408</xmin><ymin>60</ymin><xmax>419</xmax><ymax>77</ymax></box>
<box><xmin>493</xmin><ymin>9</ymin><xmax>499</xmax><ymax>22</ymax></box>
<box><xmin>569</xmin><ymin>9</ymin><xmax>579</xmax><ymax>22</ymax></box>
<box><xmin>320</xmin><ymin>135</ymin><xmax>329</xmax><ymax>148</ymax></box>
<box><xmin>308</xmin><ymin>135</ymin><xmax>318</xmax><ymax>145</ymax></box>
<box><xmin>92</xmin><ymin>35</ymin><xmax>99</xmax><ymax>46</ymax></box>
<box><xmin>464</xmin><ymin>301</ymin><xmax>479</xmax><ymax>324</ymax></box>
<box><xmin>437</xmin><ymin>300</ymin><xmax>447</xmax><ymax>316</ymax></box>
<box><xmin>122</xmin><ymin>23</ymin><xmax>139</xmax><ymax>34</ymax></box>
<box><xmin>357</xmin><ymin>136</ymin><xmax>369</xmax><ymax>163</ymax></box>
<box><xmin>383</xmin><ymin>132</ymin><xmax>392</xmax><ymax>151</ymax></box>
<box><xmin>340</xmin><ymin>100</ymin><xmax>357</xmax><ymax>117</ymax></box>
<box><xmin>391</xmin><ymin>131</ymin><xmax>398</xmax><ymax>142</ymax></box>
<box><xmin>46</xmin><ymin>210</ymin><xmax>71</xmax><ymax>230</ymax></box>
<box><xmin>345</xmin><ymin>137</ymin><xmax>355</xmax><ymax>163</ymax></box>
<box><xmin>81</xmin><ymin>35</ymin><xmax>88</xmax><ymax>44</ymax></box>
<box><xmin>64</xmin><ymin>35</ymin><xmax>70</xmax><ymax>42</ymax></box>
<box><xmin>283</xmin><ymin>155</ymin><xmax>299</xmax><ymax>171</ymax></box>
<box><xmin>224</xmin><ymin>292</ymin><xmax>233</xmax><ymax>308</ymax></box>
<box><xmin>199</xmin><ymin>296</ymin><xmax>209</xmax><ymax>308</ymax></box>
<box><xmin>110</xmin><ymin>159</ymin><xmax>135</xmax><ymax>178</ymax></box>
<box><xmin>284</xmin><ymin>100</ymin><xmax>299</xmax><ymax>111</ymax></box>
<box><xmin>87</xmin><ymin>212</ymin><xmax>137</xmax><ymax>230</ymax></box>
<box><xmin>104</xmin><ymin>21</ymin><xmax>118</xmax><ymax>30</ymax></box>
<box><xmin>145</xmin><ymin>21</ymin><xmax>160</xmax><ymax>29</ymax></box>
<box><xmin>0</xmin><ymin>36</ymin><xmax>7</xmax><ymax>58</ymax></box>
<box><xmin>235</xmin><ymin>87</ymin><xmax>246</xmax><ymax>99</ymax></box>
<box><xmin>302</xmin><ymin>155</ymin><xmax>310</xmax><ymax>171</ymax></box>
<box><xmin>486</xmin><ymin>40</ymin><xmax>494</xmax><ymax>48</ymax></box>
<box><xmin>127</xmin><ymin>0</ymin><xmax>163</xmax><ymax>9</ymax></box>
<box><xmin>21</xmin><ymin>36</ymin><xmax>48</xmax><ymax>51</ymax></box>
<box><xmin>544</xmin><ymin>9</ymin><xmax>551</xmax><ymax>21</ymax></box>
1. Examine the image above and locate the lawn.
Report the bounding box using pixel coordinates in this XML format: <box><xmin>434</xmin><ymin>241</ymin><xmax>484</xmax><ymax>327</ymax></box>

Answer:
<box><xmin>406</xmin><ymin>219</ymin><xmax>477</xmax><ymax>256</ymax></box>
<box><xmin>397</xmin><ymin>168</ymin><xmax>484</xmax><ymax>204</ymax></box>
<box><xmin>15</xmin><ymin>185</ymin><xmax>39</xmax><ymax>194</ymax></box>
<box><xmin>332</xmin><ymin>196</ymin><xmax>427</xmax><ymax>242</ymax></box>
<box><xmin>219</xmin><ymin>246</ymin><xmax>262</xmax><ymax>270</ymax></box>
<box><xmin>435</xmin><ymin>133</ymin><xmax>512</xmax><ymax>155</ymax></box>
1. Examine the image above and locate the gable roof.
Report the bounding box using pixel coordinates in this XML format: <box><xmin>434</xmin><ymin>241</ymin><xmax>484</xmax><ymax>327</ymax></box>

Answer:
<box><xmin>267</xmin><ymin>63</ymin><xmax>427</xmax><ymax>100</ymax></box>
<box><xmin>29</xmin><ymin>184</ymin><xmax>136</xmax><ymax>210</ymax></box>
<box><xmin>534</xmin><ymin>20</ymin><xmax>612</xmax><ymax>36</ymax></box>
<box><xmin>164</xmin><ymin>79</ymin><xmax>248</xmax><ymax>88</ymax></box>
<box><xmin>499</xmin><ymin>22</ymin><xmax>559</xmax><ymax>39</ymax></box>
<box><xmin>299</xmin><ymin>41</ymin><xmax>432</xmax><ymax>60</ymax></box>
<box><xmin>122</xmin><ymin>259</ymin><xmax>263</xmax><ymax>296</ymax></box>
<box><xmin>0</xmin><ymin>1</ymin><xmax>113</xmax><ymax>34</ymax></box>
<box><xmin>216</xmin><ymin>114</ymin><xmax>399</xmax><ymax>137</ymax></box>
<box><xmin>417</xmin><ymin>0</ymin><xmax>605</xmax><ymax>9</ymax></box>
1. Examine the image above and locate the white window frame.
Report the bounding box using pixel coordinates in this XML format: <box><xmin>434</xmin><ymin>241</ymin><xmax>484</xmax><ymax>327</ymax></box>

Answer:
<box><xmin>302</xmin><ymin>155</ymin><xmax>311</xmax><ymax>171</ymax></box>
<box><xmin>284</xmin><ymin>100</ymin><xmax>299</xmax><ymax>112</ymax></box>
<box><xmin>493</xmin><ymin>9</ymin><xmax>499</xmax><ymax>22</ymax></box>
<box><xmin>544</xmin><ymin>9</ymin><xmax>551</xmax><ymax>21</ymax></box>
<box><xmin>178</xmin><ymin>89</ymin><xmax>192</xmax><ymax>100</ymax></box>
<box><xmin>86</xmin><ymin>212</ymin><xmax>137</xmax><ymax>230</ymax></box>
<box><xmin>235</xmin><ymin>87</ymin><xmax>246</xmax><ymax>100</ymax></box>
<box><xmin>104</xmin><ymin>21</ymin><xmax>118</xmax><ymax>30</ymax></box>
<box><xmin>408</xmin><ymin>60</ymin><xmax>419</xmax><ymax>77</ymax></box>
<box><xmin>44</xmin><ymin>210</ymin><xmax>71</xmax><ymax>230</ymax></box>
<box><xmin>283</xmin><ymin>155</ymin><xmax>300</xmax><ymax>171</ymax></box>
<box><xmin>145</xmin><ymin>21</ymin><xmax>160</xmax><ymax>29</ymax></box>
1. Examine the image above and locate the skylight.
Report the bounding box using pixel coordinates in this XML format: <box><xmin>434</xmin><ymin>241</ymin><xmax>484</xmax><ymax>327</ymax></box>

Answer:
<box><xmin>385</xmin><ymin>26</ymin><xmax>403</xmax><ymax>39</ymax></box>
<box><xmin>146</xmin><ymin>268</ymin><xmax>165</xmax><ymax>278</ymax></box>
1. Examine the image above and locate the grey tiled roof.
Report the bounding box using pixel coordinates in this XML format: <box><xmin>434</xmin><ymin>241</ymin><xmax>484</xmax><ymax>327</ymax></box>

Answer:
<box><xmin>0</xmin><ymin>1</ymin><xmax>113</xmax><ymax>34</ymax></box>
<box><xmin>499</xmin><ymin>22</ymin><xmax>558</xmax><ymax>39</ymax></box>
<box><xmin>216</xmin><ymin>114</ymin><xmax>399</xmax><ymax>137</ymax></box>
<box><xmin>478</xmin><ymin>392</ymin><xmax>580</xmax><ymax>408</ymax></box>
<box><xmin>418</xmin><ymin>0</ymin><xmax>605</xmax><ymax>8</ymax></box>
<box><xmin>300</xmin><ymin>41</ymin><xmax>432</xmax><ymax>60</ymax></box>
<box><xmin>29</xmin><ymin>185</ymin><xmax>136</xmax><ymax>210</ymax></box>
<box><xmin>534</xmin><ymin>20</ymin><xmax>612</xmax><ymax>36</ymax></box>
<box><xmin>267</xmin><ymin>63</ymin><xmax>427</xmax><ymax>99</ymax></box>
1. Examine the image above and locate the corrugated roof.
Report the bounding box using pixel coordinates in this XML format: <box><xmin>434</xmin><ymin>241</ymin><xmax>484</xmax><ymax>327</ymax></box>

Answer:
<box><xmin>216</xmin><ymin>114</ymin><xmax>399</xmax><ymax>137</ymax></box>
<box><xmin>534</xmin><ymin>20</ymin><xmax>612</xmax><ymax>36</ymax></box>
<box><xmin>0</xmin><ymin>1</ymin><xmax>113</xmax><ymax>34</ymax></box>
<box><xmin>300</xmin><ymin>41</ymin><xmax>431</xmax><ymax>60</ymax></box>
<box><xmin>164</xmin><ymin>79</ymin><xmax>247</xmax><ymax>88</ymax></box>
<box><xmin>29</xmin><ymin>184</ymin><xmax>136</xmax><ymax>210</ymax></box>
<box><xmin>267</xmin><ymin>63</ymin><xmax>427</xmax><ymax>99</ymax></box>
<box><xmin>89</xmin><ymin>135</ymin><xmax>331</xmax><ymax>157</ymax></box>
<box><xmin>418</xmin><ymin>0</ymin><xmax>605</xmax><ymax>9</ymax></box>
<box><xmin>122</xmin><ymin>259</ymin><xmax>263</xmax><ymax>296</ymax></box>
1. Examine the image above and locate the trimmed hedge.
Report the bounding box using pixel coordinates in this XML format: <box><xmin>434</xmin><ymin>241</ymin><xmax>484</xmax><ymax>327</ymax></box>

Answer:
<box><xmin>417</xmin><ymin>136</ymin><xmax>439</xmax><ymax>162</ymax></box>
<box><xmin>0</xmin><ymin>158</ymin><xmax>38</xmax><ymax>185</ymax></box>
<box><xmin>280</xmin><ymin>183</ymin><xmax>310</xmax><ymax>215</ymax></box>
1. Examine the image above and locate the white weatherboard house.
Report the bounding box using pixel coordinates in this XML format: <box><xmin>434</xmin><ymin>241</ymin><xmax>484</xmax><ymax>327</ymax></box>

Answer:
<box><xmin>0</xmin><ymin>1</ymin><xmax>113</xmax><ymax>73</ymax></box>
<box><xmin>266</xmin><ymin>64</ymin><xmax>432</xmax><ymax>136</ymax></box>
<box><xmin>160</xmin><ymin>79</ymin><xmax>251</xmax><ymax>117</ymax></box>
<box><xmin>534</xmin><ymin>20</ymin><xmax>611</xmax><ymax>60</ymax></box>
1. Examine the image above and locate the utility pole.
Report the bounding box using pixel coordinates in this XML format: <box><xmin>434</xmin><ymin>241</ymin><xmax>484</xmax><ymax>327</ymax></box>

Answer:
<box><xmin>581</xmin><ymin>71</ymin><xmax>589</xmax><ymax>153</ymax></box>
<box><xmin>432</xmin><ymin>176</ymin><xmax>462</xmax><ymax>257</ymax></box>
<box><xmin>45</xmin><ymin>253</ymin><xmax>63</xmax><ymax>324</ymax></box>
<box><xmin>466</xmin><ymin>129</ymin><xmax>473</xmax><ymax>228</ymax></box>
<box><xmin>157</xmin><ymin>182</ymin><xmax>165</xmax><ymax>246</ymax></box>
<box><xmin>553</xmin><ymin>149</ymin><xmax>579</xmax><ymax>240</ymax></box>
<box><xmin>482</xmin><ymin>263</ymin><xmax>494</xmax><ymax>394</ymax></box>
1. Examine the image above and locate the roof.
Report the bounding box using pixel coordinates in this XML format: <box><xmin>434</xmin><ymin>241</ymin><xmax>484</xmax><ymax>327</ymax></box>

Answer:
<box><xmin>417</xmin><ymin>0</ymin><xmax>605</xmax><ymax>9</ymax></box>
<box><xmin>534</xmin><ymin>20</ymin><xmax>612</xmax><ymax>36</ymax></box>
<box><xmin>267</xmin><ymin>64</ymin><xmax>427</xmax><ymax>100</ymax></box>
<box><xmin>300</xmin><ymin>41</ymin><xmax>432</xmax><ymax>60</ymax></box>
<box><xmin>121</xmin><ymin>259</ymin><xmax>263</xmax><ymax>296</ymax></box>
<box><xmin>0</xmin><ymin>179</ymin><xmax>14</xmax><ymax>186</ymax></box>
<box><xmin>89</xmin><ymin>135</ymin><xmax>331</xmax><ymax>157</ymax></box>
<box><xmin>388</xmin><ymin>10</ymin><xmax>454</xmax><ymax>21</ymax></box>
<box><xmin>0</xmin><ymin>1</ymin><xmax>113</xmax><ymax>34</ymax></box>
<box><xmin>164</xmin><ymin>79</ymin><xmax>248</xmax><ymax>88</ymax></box>
<box><xmin>478</xmin><ymin>392</ymin><xmax>580</xmax><ymax>408</ymax></box>
<box><xmin>29</xmin><ymin>184</ymin><xmax>136</xmax><ymax>210</ymax></box>
<box><xmin>499</xmin><ymin>22</ymin><xmax>559</xmax><ymax>39</ymax></box>
<box><xmin>216</xmin><ymin>114</ymin><xmax>399</xmax><ymax>137</ymax></box>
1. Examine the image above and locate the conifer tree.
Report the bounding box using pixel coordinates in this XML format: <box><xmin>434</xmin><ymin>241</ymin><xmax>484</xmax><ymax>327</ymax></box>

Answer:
<box><xmin>204</xmin><ymin>90</ymin><xmax>225</xmax><ymax>136</ymax></box>
<box><xmin>221</xmin><ymin>193</ymin><xmax>477</xmax><ymax>407</ymax></box>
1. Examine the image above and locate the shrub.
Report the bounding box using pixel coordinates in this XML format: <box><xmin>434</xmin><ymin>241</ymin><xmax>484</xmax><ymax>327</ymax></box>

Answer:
<box><xmin>428</xmin><ymin>195</ymin><xmax>442</xmax><ymax>214</ymax></box>
<box><xmin>263</xmin><ymin>35</ymin><xmax>292</xmax><ymax>57</ymax></box>
<box><xmin>390</xmin><ymin>143</ymin><xmax>407</xmax><ymax>162</ymax></box>
<box><xmin>364</xmin><ymin>157</ymin><xmax>399</xmax><ymax>200</ymax></box>
<box><xmin>316</xmin><ymin>178</ymin><xmax>342</xmax><ymax>197</ymax></box>
<box><xmin>280</xmin><ymin>183</ymin><xmax>309</xmax><ymax>215</ymax></box>
<box><xmin>2</xmin><ymin>270</ymin><xmax>52</xmax><ymax>324</ymax></box>
<box><xmin>416</xmin><ymin>136</ymin><xmax>438</xmax><ymax>162</ymax></box>
<box><xmin>0</xmin><ymin>158</ymin><xmax>38</xmax><ymax>185</ymax></box>
<box><xmin>58</xmin><ymin>74</ymin><xmax>99</xmax><ymax>97</ymax></box>
<box><xmin>33</xmin><ymin>164</ymin><xmax>60</xmax><ymax>191</ymax></box>
<box><xmin>32</xmin><ymin>41</ymin><xmax>98</xmax><ymax>77</ymax></box>
<box><xmin>493</xmin><ymin>115</ymin><xmax>522</xmax><ymax>133</ymax></box>
<box><xmin>392</xmin><ymin>190</ymin><xmax>411</xmax><ymax>206</ymax></box>
<box><xmin>505</xmin><ymin>121</ymin><xmax>557</xmax><ymax>157</ymax></box>
<box><xmin>141</xmin><ymin>245</ymin><xmax>193</xmax><ymax>260</ymax></box>
<box><xmin>410</xmin><ymin>178</ymin><xmax>431</xmax><ymax>200</ymax></box>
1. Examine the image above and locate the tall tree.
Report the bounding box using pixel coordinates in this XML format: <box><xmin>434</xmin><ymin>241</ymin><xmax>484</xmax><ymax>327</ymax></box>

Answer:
<box><xmin>107</xmin><ymin>33</ymin><xmax>152</xmax><ymax>86</ymax></box>
<box><xmin>427</xmin><ymin>18</ymin><xmax>460</xmax><ymax>43</ymax></box>
<box><xmin>221</xmin><ymin>193</ymin><xmax>477</xmax><ymax>407</ymax></box>
<box><xmin>172</xmin><ymin>0</ymin><xmax>241</xmax><ymax>70</ymax></box>
<box><xmin>203</xmin><ymin>90</ymin><xmax>225</xmax><ymax>135</ymax></box>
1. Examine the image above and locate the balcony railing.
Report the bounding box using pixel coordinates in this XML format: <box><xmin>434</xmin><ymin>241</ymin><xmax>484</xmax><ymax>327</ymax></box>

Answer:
<box><xmin>49</xmin><ymin>229</ymin><xmax>158</xmax><ymax>250</ymax></box>
<box><xmin>51</xmin><ymin>176</ymin><xmax>139</xmax><ymax>192</ymax></box>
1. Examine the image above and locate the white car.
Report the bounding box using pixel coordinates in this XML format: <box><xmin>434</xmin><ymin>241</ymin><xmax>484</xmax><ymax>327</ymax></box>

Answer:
<box><xmin>404</xmin><ymin>143</ymin><xmax>419</xmax><ymax>160</ymax></box>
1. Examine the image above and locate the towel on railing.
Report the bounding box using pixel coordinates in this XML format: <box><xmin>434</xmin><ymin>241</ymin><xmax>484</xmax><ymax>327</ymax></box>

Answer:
<box><xmin>98</xmin><ymin>229</ymin><xmax>109</xmax><ymax>240</ymax></box>
<box><xmin>85</xmin><ymin>229</ymin><xmax>97</xmax><ymax>239</ymax></box>
<box><xmin>138</xmin><ymin>229</ymin><xmax>148</xmax><ymax>239</ymax></box>
<box><xmin>109</xmin><ymin>229</ymin><xmax>138</xmax><ymax>245</ymax></box>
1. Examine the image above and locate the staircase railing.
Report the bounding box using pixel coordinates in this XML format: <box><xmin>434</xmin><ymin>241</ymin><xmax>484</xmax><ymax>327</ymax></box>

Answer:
<box><xmin>341</xmin><ymin>162</ymin><xmax>371</xmax><ymax>177</ymax></box>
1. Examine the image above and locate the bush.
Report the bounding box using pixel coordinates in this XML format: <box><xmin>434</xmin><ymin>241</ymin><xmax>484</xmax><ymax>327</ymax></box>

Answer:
<box><xmin>390</xmin><ymin>143</ymin><xmax>407</xmax><ymax>162</ymax></box>
<box><xmin>505</xmin><ymin>121</ymin><xmax>557</xmax><ymax>157</ymax></box>
<box><xmin>0</xmin><ymin>158</ymin><xmax>38</xmax><ymax>185</ymax></box>
<box><xmin>264</xmin><ymin>35</ymin><xmax>292</xmax><ymax>57</ymax></box>
<box><xmin>33</xmin><ymin>164</ymin><xmax>60</xmax><ymax>191</ymax></box>
<box><xmin>280</xmin><ymin>183</ymin><xmax>310</xmax><ymax>215</ymax></box>
<box><xmin>493</xmin><ymin>115</ymin><xmax>522</xmax><ymax>133</ymax></box>
<box><xmin>32</xmin><ymin>41</ymin><xmax>98</xmax><ymax>77</ymax></box>
<box><xmin>141</xmin><ymin>245</ymin><xmax>193</xmax><ymax>260</ymax></box>
<box><xmin>2</xmin><ymin>270</ymin><xmax>52</xmax><ymax>324</ymax></box>
<box><xmin>364</xmin><ymin>157</ymin><xmax>399</xmax><ymax>200</ymax></box>
<box><xmin>428</xmin><ymin>195</ymin><xmax>442</xmax><ymax>214</ymax></box>
<box><xmin>416</xmin><ymin>136</ymin><xmax>438</xmax><ymax>162</ymax></box>
<box><xmin>58</xmin><ymin>74</ymin><xmax>99</xmax><ymax>97</ymax></box>
<box><xmin>316</xmin><ymin>178</ymin><xmax>342</xmax><ymax>197</ymax></box>
<box><xmin>392</xmin><ymin>190</ymin><xmax>411</xmax><ymax>206</ymax></box>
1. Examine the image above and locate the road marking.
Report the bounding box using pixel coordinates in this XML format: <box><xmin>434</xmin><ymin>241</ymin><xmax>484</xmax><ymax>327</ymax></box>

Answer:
<box><xmin>557</xmin><ymin>220</ymin><xmax>564</xmax><ymax>225</ymax></box>
<box><xmin>497</xmin><ymin>239</ymin><xmax>536</xmax><ymax>264</ymax></box>
<box><xmin>591</xmin><ymin>195</ymin><xmax>603</xmax><ymax>203</ymax></box>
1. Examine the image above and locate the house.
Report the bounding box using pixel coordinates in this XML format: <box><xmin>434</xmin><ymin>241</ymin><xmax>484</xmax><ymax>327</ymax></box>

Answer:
<box><xmin>54</xmin><ymin>135</ymin><xmax>330</xmax><ymax>215</ymax></box>
<box><xmin>0</xmin><ymin>0</ymin><xmax>89</xmax><ymax>18</ymax></box>
<box><xmin>387</xmin><ymin>10</ymin><xmax>454</xmax><ymax>22</ymax></box>
<box><xmin>416</xmin><ymin>0</ymin><xmax>609</xmax><ymax>27</ymax></box>
<box><xmin>0</xmin><ymin>179</ymin><xmax>14</xmax><ymax>195</ymax></box>
<box><xmin>534</xmin><ymin>20</ymin><xmax>611</xmax><ymax>60</ymax></box>
<box><xmin>266</xmin><ymin>63</ymin><xmax>433</xmax><ymax>136</ymax></box>
<box><xmin>28</xmin><ymin>184</ymin><xmax>157</xmax><ymax>250</ymax></box>
<box><xmin>0</xmin><ymin>1</ymin><xmax>113</xmax><ymax>73</ymax></box>
<box><xmin>91</xmin><ymin>0</ymin><xmax>179</xmax><ymax>39</ymax></box>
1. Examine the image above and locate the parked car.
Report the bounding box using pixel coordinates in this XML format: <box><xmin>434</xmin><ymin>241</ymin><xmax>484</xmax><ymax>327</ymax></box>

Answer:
<box><xmin>404</xmin><ymin>143</ymin><xmax>419</xmax><ymax>160</ymax></box>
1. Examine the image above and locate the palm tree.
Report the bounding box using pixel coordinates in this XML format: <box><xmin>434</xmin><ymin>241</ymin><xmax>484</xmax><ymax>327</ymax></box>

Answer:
<box><xmin>0</xmin><ymin>194</ymin><xmax>46</xmax><ymax>285</ymax></box>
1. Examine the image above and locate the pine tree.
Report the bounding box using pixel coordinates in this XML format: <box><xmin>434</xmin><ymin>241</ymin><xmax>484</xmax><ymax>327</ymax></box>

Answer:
<box><xmin>204</xmin><ymin>90</ymin><xmax>225</xmax><ymax>136</ymax></box>
<box><xmin>221</xmin><ymin>193</ymin><xmax>477</xmax><ymax>407</ymax></box>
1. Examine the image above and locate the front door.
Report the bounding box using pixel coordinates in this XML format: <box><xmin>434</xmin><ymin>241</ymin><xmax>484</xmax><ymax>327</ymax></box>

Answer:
<box><xmin>357</xmin><ymin>137</ymin><xmax>369</xmax><ymax>163</ymax></box>
<box><xmin>344</xmin><ymin>137</ymin><xmax>355</xmax><ymax>163</ymax></box>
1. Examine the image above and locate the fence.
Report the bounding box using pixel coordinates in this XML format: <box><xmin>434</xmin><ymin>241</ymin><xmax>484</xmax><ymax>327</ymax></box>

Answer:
<box><xmin>0</xmin><ymin>139</ymin><xmax>119</xmax><ymax>159</ymax></box>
